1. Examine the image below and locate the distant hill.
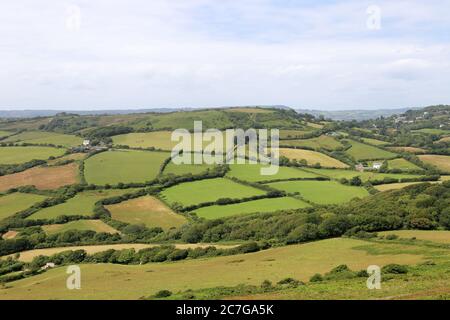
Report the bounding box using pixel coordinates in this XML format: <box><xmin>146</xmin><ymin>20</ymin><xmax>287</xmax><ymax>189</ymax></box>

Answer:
<box><xmin>296</xmin><ymin>107</ymin><xmax>418</xmax><ymax>121</ymax></box>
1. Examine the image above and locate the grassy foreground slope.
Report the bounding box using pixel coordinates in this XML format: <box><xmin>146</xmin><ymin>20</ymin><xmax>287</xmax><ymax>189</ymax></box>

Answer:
<box><xmin>0</xmin><ymin>238</ymin><xmax>428</xmax><ymax>299</ymax></box>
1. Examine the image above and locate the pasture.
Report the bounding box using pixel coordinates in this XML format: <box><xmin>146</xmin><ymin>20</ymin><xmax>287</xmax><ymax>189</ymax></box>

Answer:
<box><xmin>160</xmin><ymin>178</ymin><xmax>266</xmax><ymax>207</ymax></box>
<box><xmin>226</xmin><ymin>163</ymin><xmax>320</xmax><ymax>182</ymax></box>
<box><xmin>279</xmin><ymin>135</ymin><xmax>343</xmax><ymax>151</ymax></box>
<box><xmin>386</xmin><ymin>146</ymin><xmax>426</xmax><ymax>154</ymax></box>
<box><xmin>344</xmin><ymin>140</ymin><xmax>397</xmax><ymax>161</ymax></box>
<box><xmin>192</xmin><ymin>197</ymin><xmax>310</xmax><ymax>219</ymax></box>
<box><xmin>163</xmin><ymin>153</ymin><xmax>217</xmax><ymax>176</ymax></box>
<box><xmin>28</xmin><ymin>189</ymin><xmax>138</xmax><ymax>220</ymax></box>
<box><xmin>42</xmin><ymin>220</ymin><xmax>119</xmax><ymax>235</ymax></box>
<box><xmin>2</xmin><ymin>131</ymin><xmax>83</xmax><ymax>148</ymax></box>
<box><xmin>106</xmin><ymin>195</ymin><xmax>187</xmax><ymax>230</ymax></box>
<box><xmin>304</xmin><ymin>168</ymin><xmax>423</xmax><ymax>182</ymax></box>
<box><xmin>386</xmin><ymin>158</ymin><xmax>422</xmax><ymax>171</ymax></box>
<box><xmin>361</xmin><ymin>137</ymin><xmax>388</xmax><ymax>146</ymax></box>
<box><xmin>277</xmin><ymin>148</ymin><xmax>349</xmax><ymax>168</ymax></box>
<box><xmin>267</xmin><ymin>180</ymin><xmax>369</xmax><ymax>204</ymax></box>
<box><xmin>84</xmin><ymin>150</ymin><xmax>169</xmax><ymax>185</ymax></box>
<box><xmin>0</xmin><ymin>238</ymin><xmax>427</xmax><ymax>299</ymax></box>
<box><xmin>0</xmin><ymin>163</ymin><xmax>79</xmax><ymax>191</ymax></box>
<box><xmin>378</xmin><ymin>230</ymin><xmax>450</xmax><ymax>244</ymax></box>
<box><xmin>279</xmin><ymin>129</ymin><xmax>314</xmax><ymax>139</ymax></box>
<box><xmin>418</xmin><ymin>155</ymin><xmax>450</xmax><ymax>173</ymax></box>
<box><xmin>413</xmin><ymin>128</ymin><xmax>450</xmax><ymax>135</ymax></box>
<box><xmin>0</xmin><ymin>193</ymin><xmax>48</xmax><ymax>221</ymax></box>
<box><xmin>0</xmin><ymin>146</ymin><xmax>66</xmax><ymax>165</ymax></box>
<box><xmin>112</xmin><ymin>131</ymin><xmax>174</xmax><ymax>150</ymax></box>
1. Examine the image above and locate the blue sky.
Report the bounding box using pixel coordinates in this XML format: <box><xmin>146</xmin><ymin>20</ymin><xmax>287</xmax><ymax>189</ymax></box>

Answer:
<box><xmin>0</xmin><ymin>0</ymin><xmax>449</xmax><ymax>110</ymax></box>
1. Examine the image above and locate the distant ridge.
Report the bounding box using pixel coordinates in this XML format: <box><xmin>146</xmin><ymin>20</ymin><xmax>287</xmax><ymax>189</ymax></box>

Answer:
<box><xmin>296</xmin><ymin>107</ymin><xmax>420</xmax><ymax>121</ymax></box>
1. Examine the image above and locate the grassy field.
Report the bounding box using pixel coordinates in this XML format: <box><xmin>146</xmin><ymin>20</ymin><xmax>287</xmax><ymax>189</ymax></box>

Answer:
<box><xmin>413</xmin><ymin>128</ymin><xmax>450</xmax><ymax>135</ymax></box>
<box><xmin>279</xmin><ymin>135</ymin><xmax>343</xmax><ymax>151</ymax></box>
<box><xmin>28</xmin><ymin>189</ymin><xmax>138</xmax><ymax>220</ymax></box>
<box><xmin>112</xmin><ymin>131</ymin><xmax>175</xmax><ymax>150</ymax></box>
<box><xmin>226</xmin><ymin>163</ymin><xmax>319</xmax><ymax>182</ymax></box>
<box><xmin>360</xmin><ymin>137</ymin><xmax>389</xmax><ymax>146</ymax></box>
<box><xmin>378</xmin><ymin>230</ymin><xmax>450</xmax><ymax>244</ymax></box>
<box><xmin>42</xmin><ymin>220</ymin><xmax>119</xmax><ymax>235</ymax></box>
<box><xmin>47</xmin><ymin>153</ymin><xmax>85</xmax><ymax>165</ymax></box>
<box><xmin>304</xmin><ymin>167</ymin><xmax>423</xmax><ymax>182</ymax></box>
<box><xmin>0</xmin><ymin>193</ymin><xmax>48</xmax><ymax>221</ymax></box>
<box><xmin>160</xmin><ymin>178</ymin><xmax>266</xmax><ymax>207</ymax></box>
<box><xmin>277</xmin><ymin>148</ymin><xmax>349</xmax><ymax>168</ymax></box>
<box><xmin>163</xmin><ymin>153</ymin><xmax>216</xmax><ymax>176</ymax></box>
<box><xmin>106</xmin><ymin>196</ymin><xmax>188</xmax><ymax>230</ymax></box>
<box><xmin>267</xmin><ymin>180</ymin><xmax>369</xmax><ymax>204</ymax></box>
<box><xmin>0</xmin><ymin>146</ymin><xmax>66</xmax><ymax>165</ymax></box>
<box><xmin>437</xmin><ymin>136</ymin><xmax>450</xmax><ymax>143</ymax></box>
<box><xmin>386</xmin><ymin>146</ymin><xmax>427</xmax><ymax>154</ymax></box>
<box><xmin>2</xmin><ymin>131</ymin><xmax>83</xmax><ymax>148</ymax></box>
<box><xmin>0</xmin><ymin>238</ymin><xmax>428</xmax><ymax>299</ymax></box>
<box><xmin>0</xmin><ymin>163</ymin><xmax>79</xmax><ymax>192</ymax></box>
<box><xmin>279</xmin><ymin>129</ymin><xmax>314</xmax><ymax>139</ymax></box>
<box><xmin>84</xmin><ymin>150</ymin><xmax>169</xmax><ymax>185</ymax></box>
<box><xmin>344</xmin><ymin>140</ymin><xmax>397</xmax><ymax>161</ymax></box>
<box><xmin>0</xmin><ymin>131</ymin><xmax>12</xmax><ymax>138</ymax></box>
<box><xmin>374</xmin><ymin>182</ymin><xmax>425</xmax><ymax>192</ymax></box>
<box><xmin>386</xmin><ymin>158</ymin><xmax>422</xmax><ymax>171</ymax></box>
<box><xmin>191</xmin><ymin>197</ymin><xmax>310</xmax><ymax>219</ymax></box>
<box><xmin>418</xmin><ymin>155</ymin><xmax>450</xmax><ymax>173</ymax></box>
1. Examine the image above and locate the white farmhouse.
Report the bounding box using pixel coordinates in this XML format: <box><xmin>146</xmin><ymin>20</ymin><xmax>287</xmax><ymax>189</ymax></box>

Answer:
<box><xmin>82</xmin><ymin>139</ymin><xmax>91</xmax><ymax>147</ymax></box>
<box><xmin>372</xmin><ymin>162</ymin><xmax>383</xmax><ymax>170</ymax></box>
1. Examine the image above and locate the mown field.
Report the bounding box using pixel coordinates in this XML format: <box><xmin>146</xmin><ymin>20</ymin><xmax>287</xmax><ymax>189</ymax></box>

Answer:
<box><xmin>0</xmin><ymin>163</ymin><xmax>79</xmax><ymax>191</ymax></box>
<box><xmin>277</xmin><ymin>148</ymin><xmax>349</xmax><ymax>168</ymax></box>
<box><xmin>160</xmin><ymin>178</ymin><xmax>266</xmax><ymax>207</ymax></box>
<box><xmin>0</xmin><ymin>237</ymin><xmax>431</xmax><ymax>299</ymax></box>
<box><xmin>28</xmin><ymin>189</ymin><xmax>138</xmax><ymax>220</ymax></box>
<box><xmin>163</xmin><ymin>153</ymin><xmax>216</xmax><ymax>176</ymax></box>
<box><xmin>279</xmin><ymin>135</ymin><xmax>343</xmax><ymax>151</ymax></box>
<box><xmin>267</xmin><ymin>180</ymin><xmax>369</xmax><ymax>204</ymax></box>
<box><xmin>344</xmin><ymin>140</ymin><xmax>397</xmax><ymax>161</ymax></box>
<box><xmin>0</xmin><ymin>193</ymin><xmax>48</xmax><ymax>221</ymax></box>
<box><xmin>418</xmin><ymin>155</ymin><xmax>450</xmax><ymax>173</ymax></box>
<box><xmin>2</xmin><ymin>131</ymin><xmax>82</xmax><ymax>148</ymax></box>
<box><xmin>191</xmin><ymin>197</ymin><xmax>310</xmax><ymax>219</ymax></box>
<box><xmin>361</xmin><ymin>137</ymin><xmax>388</xmax><ymax>146</ymax></box>
<box><xmin>84</xmin><ymin>150</ymin><xmax>169</xmax><ymax>185</ymax></box>
<box><xmin>304</xmin><ymin>168</ymin><xmax>424</xmax><ymax>182</ymax></box>
<box><xmin>0</xmin><ymin>146</ymin><xmax>66</xmax><ymax>165</ymax></box>
<box><xmin>42</xmin><ymin>220</ymin><xmax>119</xmax><ymax>235</ymax></box>
<box><xmin>226</xmin><ymin>163</ymin><xmax>319</xmax><ymax>182</ymax></box>
<box><xmin>106</xmin><ymin>195</ymin><xmax>188</xmax><ymax>230</ymax></box>
<box><xmin>386</xmin><ymin>158</ymin><xmax>422</xmax><ymax>171</ymax></box>
<box><xmin>378</xmin><ymin>230</ymin><xmax>450</xmax><ymax>244</ymax></box>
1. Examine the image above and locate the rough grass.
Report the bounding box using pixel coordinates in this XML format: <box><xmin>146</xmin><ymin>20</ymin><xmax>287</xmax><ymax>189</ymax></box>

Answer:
<box><xmin>28</xmin><ymin>189</ymin><xmax>138</xmax><ymax>220</ymax></box>
<box><xmin>47</xmin><ymin>153</ymin><xmax>85</xmax><ymax>165</ymax></box>
<box><xmin>191</xmin><ymin>197</ymin><xmax>310</xmax><ymax>219</ymax></box>
<box><xmin>374</xmin><ymin>182</ymin><xmax>425</xmax><ymax>192</ymax></box>
<box><xmin>344</xmin><ymin>140</ymin><xmax>397</xmax><ymax>161</ymax></box>
<box><xmin>418</xmin><ymin>155</ymin><xmax>450</xmax><ymax>173</ymax></box>
<box><xmin>387</xmin><ymin>158</ymin><xmax>422</xmax><ymax>171</ymax></box>
<box><xmin>278</xmin><ymin>148</ymin><xmax>349</xmax><ymax>168</ymax></box>
<box><xmin>379</xmin><ymin>230</ymin><xmax>450</xmax><ymax>244</ymax></box>
<box><xmin>0</xmin><ymin>238</ymin><xmax>426</xmax><ymax>299</ymax></box>
<box><xmin>361</xmin><ymin>137</ymin><xmax>388</xmax><ymax>146</ymax></box>
<box><xmin>0</xmin><ymin>146</ymin><xmax>66</xmax><ymax>165</ymax></box>
<box><xmin>279</xmin><ymin>135</ymin><xmax>343</xmax><ymax>151</ymax></box>
<box><xmin>279</xmin><ymin>129</ymin><xmax>315</xmax><ymax>139</ymax></box>
<box><xmin>267</xmin><ymin>180</ymin><xmax>369</xmax><ymax>204</ymax></box>
<box><xmin>226</xmin><ymin>163</ymin><xmax>320</xmax><ymax>182</ymax></box>
<box><xmin>84</xmin><ymin>150</ymin><xmax>169</xmax><ymax>185</ymax></box>
<box><xmin>0</xmin><ymin>163</ymin><xmax>79</xmax><ymax>192</ymax></box>
<box><xmin>2</xmin><ymin>131</ymin><xmax>83</xmax><ymax>148</ymax></box>
<box><xmin>106</xmin><ymin>196</ymin><xmax>188</xmax><ymax>230</ymax></box>
<box><xmin>42</xmin><ymin>220</ymin><xmax>119</xmax><ymax>235</ymax></box>
<box><xmin>11</xmin><ymin>243</ymin><xmax>238</xmax><ymax>263</ymax></box>
<box><xmin>0</xmin><ymin>193</ymin><xmax>48</xmax><ymax>221</ymax></box>
<box><xmin>386</xmin><ymin>146</ymin><xmax>427</xmax><ymax>154</ymax></box>
<box><xmin>160</xmin><ymin>178</ymin><xmax>266</xmax><ymax>207</ymax></box>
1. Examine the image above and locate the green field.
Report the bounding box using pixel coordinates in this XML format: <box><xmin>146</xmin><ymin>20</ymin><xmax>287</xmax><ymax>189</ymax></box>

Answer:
<box><xmin>106</xmin><ymin>195</ymin><xmax>188</xmax><ymax>230</ymax></box>
<box><xmin>160</xmin><ymin>178</ymin><xmax>266</xmax><ymax>207</ymax></box>
<box><xmin>379</xmin><ymin>230</ymin><xmax>450</xmax><ymax>244</ymax></box>
<box><xmin>0</xmin><ymin>146</ymin><xmax>66</xmax><ymax>165</ymax></box>
<box><xmin>163</xmin><ymin>153</ymin><xmax>217</xmax><ymax>176</ymax></box>
<box><xmin>192</xmin><ymin>197</ymin><xmax>310</xmax><ymax>219</ymax></box>
<box><xmin>278</xmin><ymin>148</ymin><xmax>349</xmax><ymax>168</ymax></box>
<box><xmin>84</xmin><ymin>150</ymin><xmax>169</xmax><ymax>185</ymax></box>
<box><xmin>0</xmin><ymin>131</ymin><xmax>12</xmax><ymax>138</ymax></box>
<box><xmin>42</xmin><ymin>220</ymin><xmax>119</xmax><ymax>235</ymax></box>
<box><xmin>267</xmin><ymin>180</ymin><xmax>369</xmax><ymax>204</ymax></box>
<box><xmin>226</xmin><ymin>163</ymin><xmax>320</xmax><ymax>182</ymax></box>
<box><xmin>386</xmin><ymin>158</ymin><xmax>422</xmax><ymax>171</ymax></box>
<box><xmin>304</xmin><ymin>167</ymin><xmax>423</xmax><ymax>182</ymax></box>
<box><xmin>279</xmin><ymin>135</ymin><xmax>343</xmax><ymax>151</ymax></box>
<box><xmin>112</xmin><ymin>131</ymin><xmax>174</xmax><ymax>150</ymax></box>
<box><xmin>279</xmin><ymin>129</ymin><xmax>315</xmax><ymax>139</ymax></box>
<box><xmin>344</xmin><ymin>139</ymin><xmax>397</xmax><ymax>161</ymax></box>
<box><xmin>413</xmin><ymin>128</ymin><xmax>450</xmax><ymax>135</ymax></box>
<box><xmin>361</xmin><ymin>137</ymin><xmax>389</xmax><ymax>146</ymax></box>
<box><xmin>28</xmin><ymin>189</ymin><xmax>138</xmax><ymax>220</ymax></box>
<box><xmin>0</xmin><ymin>238</ymin><xmax>429</xmax><ymax>299</ymax></box>
<box><xmin>418</xmin><ymin>155</ymin><xmax>450</xmax><ymax>173</ymax></box>
<box><xmin>2</xmin><ymin>131</ymin><xmax>83</xmax><ymax>148</ymax></box>
<box><xmin>0</xmin><ymin>193</ymin><xmax>48</xmax><ymax>221</ymax></box>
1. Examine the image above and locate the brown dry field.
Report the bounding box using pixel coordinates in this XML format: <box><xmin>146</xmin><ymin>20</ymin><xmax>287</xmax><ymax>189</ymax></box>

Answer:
<box><xmin>0</xmin><ymin>163</ymin><xmax>79</xmax><ymax>191</ymax></box>
<box><xmin>1</xmin><ymin>230</ymin><xmax>18</xmax><ymax>240</ymax></box>
<box><xmin>418</xmin><ymin>154</ymin><xmax>450</xmax><ymax>172</ymax></box>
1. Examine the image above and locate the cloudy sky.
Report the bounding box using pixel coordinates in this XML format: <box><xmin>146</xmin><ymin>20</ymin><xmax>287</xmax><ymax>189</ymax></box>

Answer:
<box><xmin>1</xmin><ymin>0</ymin><xmax>449</xmax><ymax>110</ymax></box>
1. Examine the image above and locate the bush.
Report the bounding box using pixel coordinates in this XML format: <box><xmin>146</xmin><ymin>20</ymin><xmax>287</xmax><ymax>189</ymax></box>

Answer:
<box><xmin>385</xmin><ymin>234</ymin><xmax>399</xmax><ymax>240</ymax></box>
<box><xmin>154</xmin><ymin>290</ymin><xmax>172</xmax><ymax>298</ymax></box>
<box><xmin>382</xmin><ymin>264</ymin><xmax>408</xmax><ymax>274</ymax></box>
<box><xmin>309</xmin><ymin>273</ymin><xmax>323</xmax><ymax>282</ymax></box>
